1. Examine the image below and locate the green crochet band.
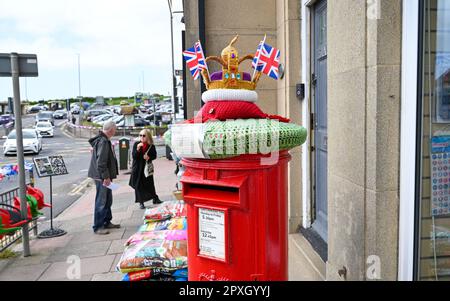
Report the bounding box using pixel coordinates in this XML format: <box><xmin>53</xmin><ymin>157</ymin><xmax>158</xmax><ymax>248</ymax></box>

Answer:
<box><xmin>164</xmin><ymin>119</ymin><xmax>307</xmax><ymax>159</ymax></box>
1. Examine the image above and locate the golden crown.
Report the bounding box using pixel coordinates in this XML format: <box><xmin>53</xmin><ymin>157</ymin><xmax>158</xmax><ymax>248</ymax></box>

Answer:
<box><xmin>200</xmin><ymin>35</ymin><xmax>262</xmax><ymax>90</ymax></box>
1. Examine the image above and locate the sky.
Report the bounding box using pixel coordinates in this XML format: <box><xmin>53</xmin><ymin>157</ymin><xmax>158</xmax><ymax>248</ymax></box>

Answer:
<box><xmin>0</xmin><ymin>0</ymin><xmax>185</xmax><ymax>101</ymax></box>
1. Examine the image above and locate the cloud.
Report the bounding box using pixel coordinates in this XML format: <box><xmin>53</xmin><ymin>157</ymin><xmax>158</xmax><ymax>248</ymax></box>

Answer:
<box><xmin>0</xmin><ymin>0</ymin><xmax>182</xmax><ymax>70</ymax></box>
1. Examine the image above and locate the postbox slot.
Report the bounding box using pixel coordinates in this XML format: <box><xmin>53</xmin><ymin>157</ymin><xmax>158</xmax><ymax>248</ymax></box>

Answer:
<box><xmin>184</xmin><ymin>183</ymin><xmax>240</xmax><ymax>203</ymax></box>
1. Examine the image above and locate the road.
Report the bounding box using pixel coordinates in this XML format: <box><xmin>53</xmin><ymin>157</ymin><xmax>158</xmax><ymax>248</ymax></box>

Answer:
<box><xmin>0</xmin><ymin>114</ymin><xmax>170</xmax><ymax>223</ymax></box>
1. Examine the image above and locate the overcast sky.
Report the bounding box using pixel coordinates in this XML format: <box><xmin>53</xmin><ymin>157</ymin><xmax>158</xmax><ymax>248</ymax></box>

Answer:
<box><xmin>0</xmin><ymin>0</ymin><xmax>184</xmax><ymax>101</ymax></box>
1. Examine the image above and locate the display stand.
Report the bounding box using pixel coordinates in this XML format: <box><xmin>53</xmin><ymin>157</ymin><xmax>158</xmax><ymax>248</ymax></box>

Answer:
<box><xmin>33</xmin><ymin>156</ymin><xmax>68</xmax><ymax>239</ymax></box>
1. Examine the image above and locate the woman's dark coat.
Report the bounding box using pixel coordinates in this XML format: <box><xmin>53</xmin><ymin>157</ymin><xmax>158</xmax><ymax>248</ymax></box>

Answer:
<box><xmin>129</xmin><ymin>141</ymin><xmax>158</xmax><ymax>203</ymax></box>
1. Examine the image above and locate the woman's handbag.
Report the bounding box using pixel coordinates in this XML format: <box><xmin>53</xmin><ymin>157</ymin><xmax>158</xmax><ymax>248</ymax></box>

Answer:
<box><xmin>144</xmin><ymin>148</ymin><xmax>154</xmax><ymax>178</ymax></box>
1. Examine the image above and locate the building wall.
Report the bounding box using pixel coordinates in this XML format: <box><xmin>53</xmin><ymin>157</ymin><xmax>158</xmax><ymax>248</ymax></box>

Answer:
<box><xmin>276</xmin><ymin>0</ymin><xmax>303</xmax><ymax>233</ymax></box>
<box><xmin>183</xmin><ymin>0</ymin><xmax>279</xmax><ymax>119</ymax></box>
<box><xmin>326</xmin><ymin>0</ymin><xmax>402</xmax><ymax>280</ymax></box>
<box><xmin>204</xmin><ymin>0</ymin><xmax>278</xmax><ymax>116</ymax></box>
<box><xmin>183</xmin><ymin>0</ymin><xmax>202</xmax><ymax>119</ymax></box>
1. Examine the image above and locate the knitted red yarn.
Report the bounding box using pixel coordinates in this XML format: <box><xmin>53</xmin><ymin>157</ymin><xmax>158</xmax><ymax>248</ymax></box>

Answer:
<box><xmin>185</xmin><ymin>101</ymin><xmax>290</xmax><ymax>123</ymax></box>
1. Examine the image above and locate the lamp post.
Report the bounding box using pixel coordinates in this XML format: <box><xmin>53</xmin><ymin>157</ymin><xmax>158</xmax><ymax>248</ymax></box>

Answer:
<box><xmin>168</xmin><ymin>0</ymin><xmax>183</xmax><ymax>123</ymax></box>
<box><xmin>77</xmin><ymin>53</ymin><xmax>81</xmax><ymax>98</ymax></box>
<box><xmin>77</xmin><ymin>53</ymin><xmax>83</xmax><ymax>125</ymax></box>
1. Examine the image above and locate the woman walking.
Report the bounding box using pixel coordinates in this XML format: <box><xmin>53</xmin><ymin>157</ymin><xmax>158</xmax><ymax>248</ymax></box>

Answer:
<box><xmin>129</xmin><ymin>129</ymin><xmax>162</xmax><ymax>209</ymax></box>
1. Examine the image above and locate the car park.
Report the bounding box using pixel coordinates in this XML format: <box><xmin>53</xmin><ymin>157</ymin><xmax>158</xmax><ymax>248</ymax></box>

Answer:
<box><xmin>34</xmin><ymin>121</ymin><xmax>54</xmax><ymax>137</ymax></box>
<box><xmin>3</xmin><ymin>129</ymin><xmax>42</xmax><ymax>155</ymax></box>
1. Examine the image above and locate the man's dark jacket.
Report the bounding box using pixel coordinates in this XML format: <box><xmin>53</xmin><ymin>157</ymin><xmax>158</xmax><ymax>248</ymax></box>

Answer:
<box><xmin>88</xmin><ymin>131</ymin><xmax>118</xmax><ymax>180</ymax></box>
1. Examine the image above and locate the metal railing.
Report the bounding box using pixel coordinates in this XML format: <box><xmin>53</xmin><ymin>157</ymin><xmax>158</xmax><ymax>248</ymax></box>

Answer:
<box><xmin>0</xmin><ymin>170</ymin><xmax>37</xmax><ymax>253</ymax></box>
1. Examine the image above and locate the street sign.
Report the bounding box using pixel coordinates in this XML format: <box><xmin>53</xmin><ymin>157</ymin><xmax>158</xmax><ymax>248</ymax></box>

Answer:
<box><xmin>33</xmin><ymin>155</ymin><xmax>67</xmax><ymax>239</ymax></box>
<box><xmin>33</xmin><ymin>156</ymin><xmax>68</xmax><ymax>178</ymax></box>
<box><xmin>0</xmin><ymin>53</ymin><xmax>38</xmax><ymax>77</ymax></box>
<box><xmin>175</xmin><ymin>69</ymin><xmax>183</xmax><ymax>76</ymax></box>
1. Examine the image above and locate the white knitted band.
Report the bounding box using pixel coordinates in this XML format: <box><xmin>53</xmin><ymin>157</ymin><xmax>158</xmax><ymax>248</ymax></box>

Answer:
<box><xmin>202</xmin><ymin>89</ymin><xmax>258</xmax><ymax>103</ymax></box>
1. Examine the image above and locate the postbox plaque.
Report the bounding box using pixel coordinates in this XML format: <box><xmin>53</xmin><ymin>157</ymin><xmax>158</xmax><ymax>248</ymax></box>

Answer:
<box><xmin>199</xmin><ymin>208</ymin><xmax>226</xmax><ymax>261</ymax></box>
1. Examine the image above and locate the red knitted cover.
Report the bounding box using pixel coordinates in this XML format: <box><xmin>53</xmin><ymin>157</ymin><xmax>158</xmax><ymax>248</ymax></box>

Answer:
<box><xmin>185</xmin><ymin>101</ymin><xmax>290</xmax><ymax>123</ymax></box>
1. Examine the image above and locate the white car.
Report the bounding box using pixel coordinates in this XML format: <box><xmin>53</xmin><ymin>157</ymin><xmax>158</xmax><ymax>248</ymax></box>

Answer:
<box><xmin>3</xmin><ymin>129</ymin><xmax>42</xmax><ymax>155</ymax></box>
<box><xmin>35</xmin><ymin>121</ymin><xmax>54</xmax><ymax>137</ymax></box>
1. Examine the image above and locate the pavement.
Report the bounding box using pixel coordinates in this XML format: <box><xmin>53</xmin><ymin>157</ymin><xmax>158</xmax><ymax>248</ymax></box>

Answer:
<box><xmin>0</xmin><ymin>157</ymin><xmax>178</xmax><ymax>281</ymax></box>
<box><xmin>0</xmin><ymin>154</ymin><xmax>323</xmax><ymax>281</ymax></box>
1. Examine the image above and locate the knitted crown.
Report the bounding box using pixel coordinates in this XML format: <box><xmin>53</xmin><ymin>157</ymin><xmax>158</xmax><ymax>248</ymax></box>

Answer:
<box><xmin>200</xmin><ymin>35</ymin><xmax>261</xmax><ymax>91</ymax></box>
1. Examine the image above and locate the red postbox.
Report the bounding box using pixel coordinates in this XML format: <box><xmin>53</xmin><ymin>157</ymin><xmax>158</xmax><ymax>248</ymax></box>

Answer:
<box><xmin>181</xmin><ymin>151</ymin><xmax>291</xmax><ymax>281</ymax></box>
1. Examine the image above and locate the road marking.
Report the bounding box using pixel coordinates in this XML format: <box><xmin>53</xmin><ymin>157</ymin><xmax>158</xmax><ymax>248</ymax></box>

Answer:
<box><xmin>68</xmin><ymin>178</ymin><xmax>92</xmax><ymax>196</ymax></box>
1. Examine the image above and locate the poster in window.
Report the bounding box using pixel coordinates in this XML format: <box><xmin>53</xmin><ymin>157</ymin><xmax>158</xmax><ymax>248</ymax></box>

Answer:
<box><xmin>430</xmin><ymin>136</ymin><xmax>450</xmax><ymax>216</ymax></box>
<box><xmin>434</xmin><ymin>54</ymin><xmax>450</xmax><ymax>123</ymax></box>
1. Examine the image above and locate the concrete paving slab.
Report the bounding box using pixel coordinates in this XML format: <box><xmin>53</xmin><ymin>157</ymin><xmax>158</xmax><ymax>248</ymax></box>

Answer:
<box><xmin>122</xmin><ymin>229</ymin><xmax>139</xmax><ymax>240</ymax></box>
<box><xmin>28</xmin><ymin>234</ymin><xmax>74</xmax><ymax>252</ymax></box>
<box><xmin>44</xmin><ymin>240</ymin><xmax>112</xmax><ymax>263</ymax></box>
<box><xmin>9</xmin><ymin>252</ymin><xmax>51</xmax><ymax>267</ymax></box>
<box><xmin>39</xmin><ymin>255</ymin><xmax>116</xmax><ymax>281</ymax></box>
<box><xmin>110</xmin><ymin>254</ymin><xmax>122</xmax><ymax>272</ymax></box>
<box><xmin>68</xmin><ymin>229</ymin><xmax>125</xmax><ymax>245</ymax></box>
<box><xmin>38</xmin><ymin>275</ymin><xmax>93</xmax><ymax>281</ymax></box>
<box><xmin>0</xmin><ymin>259</ymin><xmax>12</xmax><ymax>274</ymax></box>
<box><xmin>0</xmin><ymin>263</ymin><xmax>50</xmax><ymax>281</ymax></box>
<box><xmin>107</xmin><ymin>239</ymin><xmax>128</xmax><ymax>255</ymax></box>
<box><xmin>132</xmin><ymin>209</ymin><xmax>146</xmax><ymax>219</ymax></box>
<box><xmin>91</xmin><ymin>272</ymin><xmax>124</xmax><ymax>281</ymax></box>
<box><xmin>119</xmin><ymin>217</ymin><xmax>145</xmax><ymax>228</ymax></box>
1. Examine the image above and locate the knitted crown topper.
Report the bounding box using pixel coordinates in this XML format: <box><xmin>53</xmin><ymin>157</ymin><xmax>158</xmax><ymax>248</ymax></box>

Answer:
<box><xmin>200</xmin><ymin>35</ymin><xmax>262</xmax><ymax>91</ymax></box>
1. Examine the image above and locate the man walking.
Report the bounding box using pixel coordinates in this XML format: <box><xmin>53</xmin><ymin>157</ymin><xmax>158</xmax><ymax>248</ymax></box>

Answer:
<box><xmin>88</xmin><ymin>120</ymin><xmax>120</xmax><ymax>235</ymax></box>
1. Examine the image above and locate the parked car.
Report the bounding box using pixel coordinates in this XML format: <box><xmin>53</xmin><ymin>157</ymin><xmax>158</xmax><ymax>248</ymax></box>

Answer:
<box><xmin>86</xmin><ymin>110</ymin><xmax>109</xmax><ymax>122</ymax></box>
<box><xmin>35</xmin><ymin>121</ymin><xmax>54</xmax><ymax>137</ymax></box>
<box><xmin>145</xmin><ymin>112</ymin><xmax>163</xmax><ymax>122</ymax></box>
<box><xmin>3</xmin><ymin>129</ymin><xmax>42</xmax><ymax>155</ymax></box>
<box><xmin>134</xmin><ymin>115</ymin><xmax>150</xmax><ymax>127</ymax></box>
<box><xmin>113</xmin><ymin>115</ymin><xmax>125</xmax><ymax>127</ymax></box>
<box><xmin>0</xmin><ymin>114</ymin><xmax>15</xmax><ymax>126</ymax></box>
<box><xmin>70</xmin><ymin>104</ymin><xmax>81</xmax><ymax>115</ymax></box>
<box><xmin>36</xmin><ymin>111</ymin><xmax>55</xmax><ymax>126</ymax></box>
<box><xmin>27</xmin><ymin>106</ymin><xmax>42</xmax><ymax>114</ymax></box>
<box><xmin>92</xmin><ymin>114</ymin><xmax>115</xmax><ymax>126</ymax></box>
<box><xmin>53</xmin><ymin>110</ymin><xmax>68</xmax><ymax>119</ymax></box>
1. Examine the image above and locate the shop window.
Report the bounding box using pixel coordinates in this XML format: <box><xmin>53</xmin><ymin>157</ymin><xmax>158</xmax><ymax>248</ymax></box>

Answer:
<box><xmin>418</xmin><ymin>0</ymin><xmax>450</xmax><ymax>281</ymax></box>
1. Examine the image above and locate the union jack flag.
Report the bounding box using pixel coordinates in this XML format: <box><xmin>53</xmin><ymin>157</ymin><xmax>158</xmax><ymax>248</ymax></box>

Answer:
<box><xmin>194</xmin><ymin>41</ymin><xmax>207</xmax><ymax>72</ymax></box>
<box><xmin>252</xmin><ymin>42</ymin><xmax>280</xmax><ymax>80</ymax></box>
<box><xmin>183</xmin><ymin>41</ymin><xmax>207</xmax><ymax>80</ymax></box>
